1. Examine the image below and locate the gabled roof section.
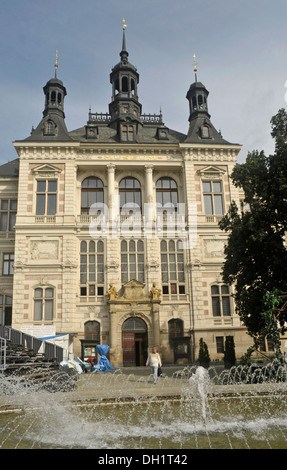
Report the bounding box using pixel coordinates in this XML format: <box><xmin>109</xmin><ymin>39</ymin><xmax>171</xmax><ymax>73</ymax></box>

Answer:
<box><xmin>0</xmin><ymin>158</ymin><xmax>19</xmax><ymax>178</ymax></box>
<box><xmin>23</xmin><ymin>113</ymin><xmax>73</xmax><ymax>143</ymax></box>
<box><xmin>31</xmin><ymin>163</ymin><xmax>62</xmax><ymax>175</ymax></box>
<box><xmin>184</xmin><ymin>114</ymin><xmax>232</xmax><ymax>145</ymax></box>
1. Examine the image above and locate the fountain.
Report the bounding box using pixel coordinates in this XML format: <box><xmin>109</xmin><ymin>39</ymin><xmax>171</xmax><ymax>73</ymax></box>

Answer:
<box><xmin>1</xmin><ymin>362</ymin><xmax>287</xmax><ymax>449</ymax></box>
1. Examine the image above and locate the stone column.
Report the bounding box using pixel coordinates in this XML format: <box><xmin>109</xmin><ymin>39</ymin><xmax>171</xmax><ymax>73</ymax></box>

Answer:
<box><xmin>144</xmin><ymin>164</ymin><xmax>154</xmax><ymax>231</ymax></box>
<box><xmin>151</xmin><ymin>302</ymin><xmax>161</xmax><ymax>350</ymax></box>
<box><xmin>108</xmin><ymin>304</ymin><xmax>122</xmax><ymax>367</ymax></box>
<box><xmin>107</xmin><ymin>163</ymin><xmax>116</xmax><ymax>222</ymax></box>
<box><xmin>145</xmin><ymin>164</ymin><xmax>154</xmax><ymax>203</ymax></box>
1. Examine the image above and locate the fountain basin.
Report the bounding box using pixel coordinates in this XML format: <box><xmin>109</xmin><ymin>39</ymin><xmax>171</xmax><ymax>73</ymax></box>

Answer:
<box><xmin>1</xmin><ymin>367</ymin><xmax>287</xmax><ymax>449</ymax></box>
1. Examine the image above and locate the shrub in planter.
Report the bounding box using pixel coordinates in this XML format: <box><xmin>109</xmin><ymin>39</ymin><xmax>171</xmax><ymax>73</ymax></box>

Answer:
<box><xmin>224</xmin><ymin>336</ymin><xmax>236</xmax><ymax>369</ymax></box>
<box><xmin>198</xmin><ymin>338</ymin><xmax>210</xmax><ymax>368</ymax></box>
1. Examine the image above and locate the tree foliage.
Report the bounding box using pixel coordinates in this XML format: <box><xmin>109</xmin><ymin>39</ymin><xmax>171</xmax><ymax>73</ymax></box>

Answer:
<box><xmin>219</xmin><ymin>109</ymin><xmax>287</xmax><ymax>344</ymax></box>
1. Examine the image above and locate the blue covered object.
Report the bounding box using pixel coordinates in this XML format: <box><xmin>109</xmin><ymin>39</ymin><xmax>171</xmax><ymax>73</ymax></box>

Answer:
<box><xmin>92</xmin><ymin>344</ymin><xmax>115</xmax><ymax>372</ymax></box>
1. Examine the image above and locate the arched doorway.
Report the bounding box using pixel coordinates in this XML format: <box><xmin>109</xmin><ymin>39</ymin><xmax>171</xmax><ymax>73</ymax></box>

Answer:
<box><xmin>122</xmin><ymin>317</ymin><xmax>148</xmax><ymax>366</ymax></box>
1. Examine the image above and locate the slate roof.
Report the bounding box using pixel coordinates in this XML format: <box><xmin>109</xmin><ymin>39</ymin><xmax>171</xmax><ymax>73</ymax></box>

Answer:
<box><xmin>0</xmin><ymin>158</ymin><xmax>19</xmax><ymax>177</ymax></box>
<box><xmin>184</xmin><ymin>114</ymin><xmax>233</xmax><ymax>145</ymax></box>
<box><xmin>68</xmin><ymin>122</ymin><xmax>187</xmax><ymax>145</ymax></box>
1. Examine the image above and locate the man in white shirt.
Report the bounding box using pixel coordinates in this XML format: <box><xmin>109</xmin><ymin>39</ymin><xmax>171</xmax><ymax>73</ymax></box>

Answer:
<box><xmin>146</xmin><ymin>347</ymin><xmax>162</xmax><ymax>384</ymax></box>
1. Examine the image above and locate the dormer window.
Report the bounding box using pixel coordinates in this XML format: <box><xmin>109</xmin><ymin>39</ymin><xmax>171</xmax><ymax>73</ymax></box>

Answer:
<box><xmin>121</xmin><ymin>125</ymin><xmax>134</xmax><ymax>142</ymax></box>
<box><xmin>201</xmin><ymin>125</ymin><xmax>210</xmax><ymax>138</ymax></box>
<box><xmin>44</xmin><ymin>120</ymin><xmax>56</xmax><ymax>136</ymax></box>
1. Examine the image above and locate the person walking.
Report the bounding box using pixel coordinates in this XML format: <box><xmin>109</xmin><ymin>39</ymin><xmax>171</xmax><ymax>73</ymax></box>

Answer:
<box><xmin>146</xmin><ymin>347</ymin><xmax>162</xmax><ymax>384</ymax></box>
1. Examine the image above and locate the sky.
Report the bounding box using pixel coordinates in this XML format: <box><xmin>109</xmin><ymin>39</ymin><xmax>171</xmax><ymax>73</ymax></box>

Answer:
<box><xmin>0</xmin><ymin>0</ymin><xmax>287</xmax><ymax>166</ymax></box>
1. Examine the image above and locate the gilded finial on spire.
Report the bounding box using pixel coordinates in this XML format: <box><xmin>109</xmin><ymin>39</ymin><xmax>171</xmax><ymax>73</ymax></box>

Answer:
<box><xmin>122</xmin><ymin>18</ymin><xmax>127</xmax><ymax>30</ymax></box>
<box><xmin>193</xmin><ymin>53</ymin><xmax>198</xmax><ymax>82</ymax></box>
<box><xmin>55</xmin><ymin>50</ymin><xmax>58</xmax><ymax>78</ymax></box>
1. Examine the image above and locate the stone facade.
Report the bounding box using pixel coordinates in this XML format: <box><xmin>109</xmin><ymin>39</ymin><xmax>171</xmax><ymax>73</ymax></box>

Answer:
<box><xmin>0</xmin><ymin>30</ymin><xmax>257</xmax><ymax>366</ymax></box>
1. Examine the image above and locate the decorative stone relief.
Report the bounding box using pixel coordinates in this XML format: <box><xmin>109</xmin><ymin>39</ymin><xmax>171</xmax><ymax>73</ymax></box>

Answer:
<box><xmin>30</xmin><ymin>240</ymin><xmax>59</xmax><ymax>260</ymax></box>
<box><xmin>122</xmin><ymin>280</ymin><xmax>146</xmax><ymax>300</ymax></box>
<box><xmin>203</xmin><ymin>239</ymin><xmax>225</xmax><ymax>258</ymax></box>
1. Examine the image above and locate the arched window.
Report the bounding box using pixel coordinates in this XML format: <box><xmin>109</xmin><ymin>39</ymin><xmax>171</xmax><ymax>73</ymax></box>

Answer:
<box><xmin>201</xmin><ymin>125</ymin><xmax>210</xmax><ymax>138</ymax></box>
<box><xmin>51</xmin><ymin>91</ymin><xmax>56</xmax><ymax>104</ymax></box>
<box><xmin>34</xmin><ymin>287</ymin><xmax>54</xmax><ymax>321</ymax></box>
<box><xmin>156</xmin><ymin>177</ymin><xmax>178</xmax><ymax>213</ymax></box>
<box><xmin>44</xmin><ymin>120</ymin><xmax>55</xmax><ymax>135</ymax></box>
<box><xmin>122</xmin><ymin>76</ymin><xmax>128</xmax><ymax>93</ymax></box>
<box><xmin>81</xmin><ymin>177</ymin><xmax>104</xmax><ymax>215</ymax></box>
<box><xmin>122</xmin><ymin>317</ymin><xmax>147</xmax><ymax>331</ymax></box>
<box><xmin>168</xmin><ymin>319</ymin><xmax>184</xmax><ymax>341</ymax></box>
<box><xmin>119</xmin><ymin>177</ymin><xmax>141</xmax><ymax>213</ymax></box>
<box><xmin>131</xmin><ymin>78</ymin><xmax>135</xmax><ymax>95</ymax></box>
<box><xmin>198</xmin><ymin>94</ymin><xmax>203</xmax><ymax>108</ymax></box>
<box><xmin>84</xmin><ymin>321</ymin><xmax>100</xmax><ymax>342</ymax></box>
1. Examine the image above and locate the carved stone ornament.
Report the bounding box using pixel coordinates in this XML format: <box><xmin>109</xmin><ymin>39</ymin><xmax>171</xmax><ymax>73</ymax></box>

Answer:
<box><xmin>149</xmin><ymin>283</ymin><xmax>161</xmax><ymax>300</ymax></box>
<box><xmin>106</xmin><ymin>283</ymin><xmax>119</xmax><ymax>300</ymax></box>
<box><xmin>122</xmin><ymin>280</ymin><xmax>146</xmax><ymax>300</ymax></box>
<box><xmin>30</xmin><ymin>240</ymin><xmax>59</xmax><ymax>260</ymax></box>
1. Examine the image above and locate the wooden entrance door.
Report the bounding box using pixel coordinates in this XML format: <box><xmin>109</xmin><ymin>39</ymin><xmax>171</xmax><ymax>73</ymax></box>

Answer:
<box><xmin>122</xmin><ymin>332</ymin><xmax>135</xmax><ymax>366</ymax></box>
<box><xmin>122</xmin><ymin>317</ymin><xmax>148</xmax><ymax>366</ymax></box>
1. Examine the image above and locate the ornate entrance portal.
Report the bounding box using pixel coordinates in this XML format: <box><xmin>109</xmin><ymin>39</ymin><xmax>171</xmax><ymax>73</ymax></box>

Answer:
<box><xmin>122</xmin><ymin>317</ymin><xmax>148</xmax><ymax>366</ymax></box>
<box><xmin>107</xmin><ymin>280</ymin><xmax>161</xmax><ymax>367</ymax></box>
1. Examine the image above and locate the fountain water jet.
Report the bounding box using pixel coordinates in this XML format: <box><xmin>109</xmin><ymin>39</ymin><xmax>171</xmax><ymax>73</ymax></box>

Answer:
<box><xmin>1</xmin><ymin>363</ymin><xmax>287</xmax><ymax>449</ymax></box>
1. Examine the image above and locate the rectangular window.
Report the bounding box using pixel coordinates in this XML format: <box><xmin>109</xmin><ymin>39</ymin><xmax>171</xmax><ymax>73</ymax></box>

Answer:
<box><xmin>0</xmin><ymin>295</ymin><xmax>12</xmax><ymax>325</ymax></box>
<box><xmin>0</xmin><ymin>200</ymin><xmax>17</xmax><ymax>231</ymax></box>
<box><xmin>34</xmin><ymin>287</ymin><xmax>54</xmax><ymax>321</ymax></box>
<box><xmin>3</xmin><ymin>253</ymin><xmax>14</xmax><ymax>275</ymax></box>
<box><xmin>121</xmin><ymin>239</ymin><xmax>145</xmax><ymax>283</ymax></box>
<box><xmin>36</xmin><ymin>180</ymin><xmax>57</xmax><ymax>215</ymax></box>
<box><xmin>203</xmin><ymin>181</ymin><xmax>223</xmax><ymax>215</ymax></box>
<box><xmin>80</xmin><ymin>240</ymin><xmax>105</xmax><ymax>297</ymax></box>
<box><xmin>160</xmin><ymin>239</ymin><xmax>185</xmax><ymax>297</ymax></box>
<box><xmin>216</xmin><ymin>336</ymin><xmax>224</xmax><ymax>354</ymax></box>
<box><xmin>212</xmin><ymin>285</ymin><xmax>231</xmax><ymax>317</ymax></box>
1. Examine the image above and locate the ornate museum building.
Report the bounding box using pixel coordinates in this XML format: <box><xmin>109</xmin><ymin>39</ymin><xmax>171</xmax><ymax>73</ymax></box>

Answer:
<box><xmin>0</xmin><ymin>25</ymin><xmax>255</xmax><ymax>366</ymax></box>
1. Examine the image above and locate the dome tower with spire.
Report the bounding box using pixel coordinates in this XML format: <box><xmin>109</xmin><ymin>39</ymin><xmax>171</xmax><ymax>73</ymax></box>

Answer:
<box><xmin>185</xmin><ymin>54</ymin><xmax>230</xmax><ymax>144</ymax></box>
<box><xmin>108</xmin><ymin>19</ymin><xmax>142</xmax><ymax>140</ymax></box>
<box><xmin>25</xmin><ymin>51</ymin><xmax>72</xmax><ymax>142</ymax></box>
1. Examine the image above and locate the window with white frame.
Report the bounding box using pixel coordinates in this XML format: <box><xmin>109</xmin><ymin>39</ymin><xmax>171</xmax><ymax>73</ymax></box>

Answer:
<box><xmin>34</xmin><ymin>287</ymin><xmax>54</xmax><ymax>321</ymax></box>
<box><xmin>81</xmin><ymin>177</ymin><xmax>104</xmax><ymax>215</ymax></box>
<box><xmin>80</xmin><ymin>240</ymin><xmax>104</xmax><ymax>297</ymax></box>
<box><xmin>36</xmin><ymin>180</ymin><xmax>57</xmax><ymax>215</ymax></box>
<box><xmin>119</xmin><ymin>177</ymin><xmax>142</xmax><ymax>214</ymax></box>
<box><xmin>211</xmin><ymin>285</ymin><xmax>231</xmax><ymax>317</ymax></box>
<box><xmin>160</xmin><ymin>239</ymin><xmax>185</xmax><ymax>295</ymax></box>
<box><xmin>156</xmin><ymin>177</ymin><xmax>178</xmax><ymax>213</ymax></box>
<box><xmin>203</xmin><ymin>180</ymin><xmax>224</xmax><ymax>215</ymax></box>
<box><xmin>121</xmin><ymin>239</ymin><xmax>144</xmax><ymax>283</ymax></box>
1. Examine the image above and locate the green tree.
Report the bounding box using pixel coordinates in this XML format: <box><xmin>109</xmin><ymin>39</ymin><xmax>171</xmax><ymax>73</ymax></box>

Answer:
<box><xmin>219</xmin><ymin>109</ymin><xmax>287</xmax><ymax>351</ymax></box>
<box><xmin>198</xmin><ymin>338</ymin><xmax>210</xmax><ymax>368</ymax></box>
<box><xmin>223</xmin><ymin>336</ymin><xmax>236</xmax><ymax>369</ymax></box>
